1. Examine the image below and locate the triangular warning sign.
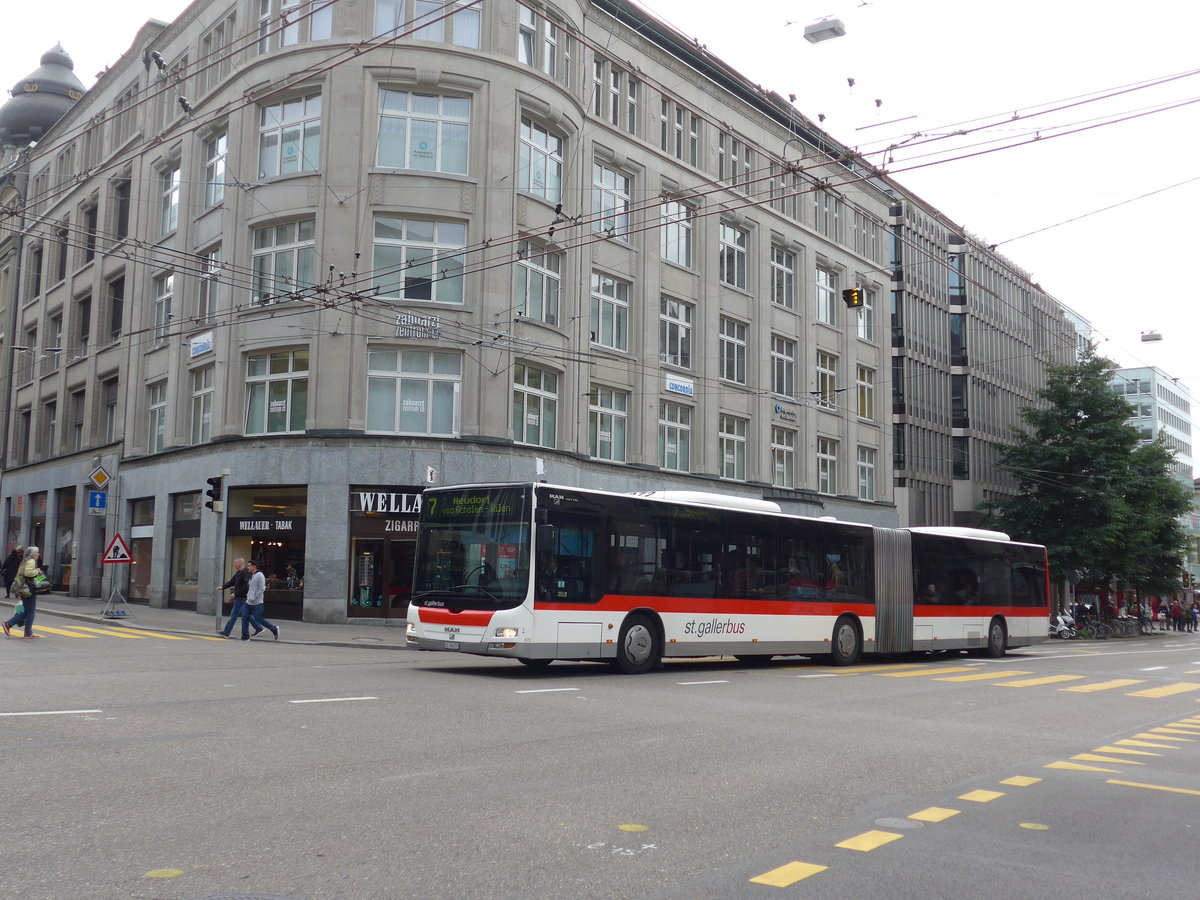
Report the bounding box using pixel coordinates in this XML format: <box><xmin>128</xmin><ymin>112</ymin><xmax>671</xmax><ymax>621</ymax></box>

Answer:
<box><xmin>101</xmin><ymin>533</ymin><xmax>133</xmax><ymax>564</ymax></box>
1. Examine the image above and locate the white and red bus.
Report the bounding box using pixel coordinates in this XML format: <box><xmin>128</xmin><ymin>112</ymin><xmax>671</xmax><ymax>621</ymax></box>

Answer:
<box><xmin>406</xmin><ymin>483</ymin><xmax>1050</xmax><ymax>673</ymax></box>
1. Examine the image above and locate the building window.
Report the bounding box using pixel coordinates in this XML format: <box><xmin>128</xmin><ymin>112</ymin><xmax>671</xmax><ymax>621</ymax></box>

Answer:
<box><xmin>591</xmin><ymin>57</ymin><xmax>633</xmax><ymax>131</ymax></box>
<box><xmin>40</xmin><ymin>400</ymin><xmax>57</xmax><ymax>457</ymax></box>
<box><xmin>592</xmin><ymin>161</ymin><xmax>630</xmax><ymax>238</ymax></box>
<box><xmin>719</xmin><ymin>415</ymin><xmax>747</xmax><ymax>481</ymax></box>
<box><xmin>82</xmin><ymin>202</ymin><xmax>98</xmax><ymax>263</ymax></box>
<box><xmin>626</xmin><ymin>77</ymin><xmax>639</xmax><ymax>135</ymax></box>
<box><xmin>147</xmin><ymin>382</ymin><xmax>167</xmax><ymax>453</ymax></box>
<box><xmin>718</xmin><ymin>132</ymin><xmax>752</xmax><ymax>189</ymax></box>
<box><xmin>590</xmin><ymin>271</ymin><xmax>629</xmax><ymax>351</ymax></box>
<box><xmin>153</xmin><ymin>273</ymin><xmax>173</xmax><ymax>343</ymax></box>
<box><xmin>191</xmin><ymin>366</ymin><xmax>214</xmax><ymax>444</ymax></box>
<box><xmin>199</xmin><ymin>11</ymin><xmax>236</xmax><ymax>95</ymax></box>
<box><xmin>518</xmin><ymin>117</ymin><xmax>563</xmax><ymax>202</ymax></box>
<box><xmin>253</xmin><ymin>220</ymin><xmax>315</xmax><ymax>304</ymax></box>
<box><xmin>512</xmin><ymin>363</ymin><xmax>558</xmax><ymax>448</ymax></box>
<box><xmin>952</xmin><ymin>374</ymin><xmax>969</xmax><ymax>427</ymax></box>
<box><xmin>857</xmin><ymin>287</ymin><xmax>876</xmax><ymax>342</ymax></box>
<box><xmin>660</xmin><ymin>200</ymin><xmax>693</xmax><ymax>267</ymax></box>
<box><xmin>952</xmin><ymin>436</ymin><xmax>970</xmax><ymax>480</ymax></box>
<box><xmin>719</xmin><ymin>223</ymin><xmax>748</xmax><ymax>289</ymax></box>
<box><xmin>113</xmin><ymin>177</ymin><xmax>131</xmax><ymax>241</ymax></box>
<box><xmin>660</xmin><ymin>100</ymin><xmax>700</xmax><ymax>166</ymax></box>
<box><xmin>101</xmin><ymin>377</ymin><xmax>118</xmax><ymax>443</ymax></box>
<box><xmin>107</xmin><ymin>275</ymin><xmax>124</xmax><ymax>341</ymax></box>
<box><xmin>204</xmin><ymin>133</ymin><xmax>227</xmax><ymax>208</ymax></box>
<box><xmin>659</xmin><ymin>400</ymin><xmax>691</xmax><ymax>472</ymax></box>
<box><xmin>589</xmin><ymin>386</ymin><xmax>628</xmax><ymax>462</ymax></box>
<box><xmin>772</xmin><ymin>335</ymin><xmax>796</xmax><ymax>399</ymax></box>
<box><xmin>659</xmin><ymin>297</ymin><xmax>693</xmax><ymax>369</ymax></box>
<box><xmin>857</xmin><ymin>365</ymin><xmax>875</xmax><ymax>419</ymax></box>
<box><xmin>857</xmin><ymin>447</ymin><xmax>876</xmax><ymax>500</ymax></box>
<box><xmin>27</xmin><ymin>244</ymin><xmax>43</xmax><ymax>299</ymax></box>
<box><xmin>70</xmin><ymin>389</ymin><xmax>86</xmax><ymax>452</ymax></box>
<box><xmin>75</xmin><ymin>294</ymin><xmax>91</xmax><ymax>357</ymax></box>
<box><xmin>817</xmin><ymin>437</ymin><xmax>838</xmax><ymax>496</ymax></box>
<box><xmin>815</xmin><ymin>350</ymin><xmax>837</xmax><ymax>410</ymax></box>
<box><xmin>515</xmin><ymin>240</ymin><xmax>560</xmax><ymax>325</ymax></box>
<box><xmin>517</xmin><ymin>5</ymin><xmax>572</xmax><ymax>82</ymax></box>
<box><xmin>160</xmin><ymin>166</ymin><xmax>180</xmax><ymax>235</ymax></box>
<box><xmin>950</xmin><ymin>311</ymin><xmax>967</xmax><ymax>365</ymax></box>
<box><xmin>377</xmin><ymin>90</ymin><xmax>470</xmax><ymax>175</ymax></box>
<box><xmin>245</xmin><ymin>350</ymin><xmax>308</xmax><ymax>435</ymax></box>
<box><xmin>53</xmin><ymin>223</ymin><xmax>69</xmax><ymax>283</ymax></box>
<box><xmin>198</xmin><ymin>247</ymin><xmax>221</xmax><ymax>323</ymax></box>
<box><xmin>45</xmin><ymin>314</ymin><xmax>62</xmax><ymax>375</ymax></box>
<box><xmin>375</xmin><ymin>0</ymin><xmax>478</xmax><ymax>47</ymax></box>
<box><xmin>816</xmin><ymin>265</ymin><xmax>837</xmax><ymax>325</ymax></box>
<box><xmin>814</xmin><ymin>189</ymin><xmax>841</xmax><ymax>241</ymax></box>
<box><xmin>772</xmin><ymin>427</ymin><xmax>795</xmax><ymax>489</ymax></box>
<box><xmin>258</xmin><ymin>92</ymin><xmax>321</xmax><ymax>177</ymax></box>
<box><xmin>771</xmin><ymin>246</ymin><xmax>796</xmax><ymax>309</ymax></box>
<box><xmin>260</xmin><ymin>0</ymin><xmax>332</xmax><ymax>52</ymax></box>
<box><xmin>366</xmin><ymin>348</ymin><xmax>461</xmax><ymax>436</ymax></box>
<box><xmin>720</xmin><ymin>317</ymin><xmax>747</xmax><ymax>385</ymax></box>
<box><xmin>374</xmin><ymin>217</ymin><xmax>466</xmax><ymax>304</ymax></box>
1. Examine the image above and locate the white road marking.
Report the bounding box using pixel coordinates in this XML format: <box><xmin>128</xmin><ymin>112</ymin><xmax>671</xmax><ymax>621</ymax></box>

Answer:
<box><xmin>0</xmin><ymin>709</ymin><xmax>103</xmax><ymax>717</ymax></box>
<box><xmin>1140</xmin><ymin>666</ymin><xmax>1168</xmax><ymax>671</ymax></box>
<box><xmin>514</xmin><ymin>687</ymin><xmax>580</xmax><ymax>694</ymax></box>
<box><xmin>288</xmin><ymin>696</ymin><xmax>379</xmax><ymax>704</ymax></box>
<box><xmin>677</xmin><ymin>680</ymin><xmax>730</xmax><ymax>685</ymax></box>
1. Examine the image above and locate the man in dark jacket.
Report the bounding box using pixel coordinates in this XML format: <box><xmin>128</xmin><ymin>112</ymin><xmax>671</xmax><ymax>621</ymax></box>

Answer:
<box><xmin>216</xmin><ymin>558</ymin><xmax>258</xmax><ymax>638</ymax></box>
<box><xmin>2</xmin><ymin>546</ymin><xmax>23</xmax><ymax>599</ymax></box>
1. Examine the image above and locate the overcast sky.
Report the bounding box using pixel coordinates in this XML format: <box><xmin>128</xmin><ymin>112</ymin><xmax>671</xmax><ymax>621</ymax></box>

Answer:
<box><xmin>5</xmin><ymin>0</ymin><xmax>1199</xmax><ymax>395</ymax></box>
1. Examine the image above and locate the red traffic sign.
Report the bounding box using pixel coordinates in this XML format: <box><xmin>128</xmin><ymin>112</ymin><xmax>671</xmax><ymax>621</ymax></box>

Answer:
<box><xmin>101</xmin><ymin>533</ymin><xmax>133</xmax><ymax>564</ymax></box>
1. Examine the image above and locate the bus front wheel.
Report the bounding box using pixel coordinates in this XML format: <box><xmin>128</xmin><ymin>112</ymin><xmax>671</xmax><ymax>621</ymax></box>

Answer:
<box><xmin>613</xmin><ymin>614</ymin><xmax>660</xmax><ymax>674</ymax></box>
<box><xmin>830</xmin><ymin>616</ymin><xmax>861</xmax><ymax>666</ymax></box>
<box><xmin>986</xmin><ymin>618</ymin><xmax>1007</xmax><ymax>658</ymax></box>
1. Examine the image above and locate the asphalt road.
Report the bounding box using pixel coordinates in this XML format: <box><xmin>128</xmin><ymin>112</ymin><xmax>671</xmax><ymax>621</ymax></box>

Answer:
<box><xmin>3</xmin><ymin>622</ymin><xmax>1199</xmax><ymax>900</ymax></box>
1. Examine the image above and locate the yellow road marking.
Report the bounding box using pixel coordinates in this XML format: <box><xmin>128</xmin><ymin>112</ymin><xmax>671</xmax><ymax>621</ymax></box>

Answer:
<box><xmin>995</xmin><ymin>674</ymin><xmax>1086</xmax><ymax>687</ymax></box>
<box><xmin>836</xmin><ymin>830</ymin><xmax>903</xmax><ymax>851</ymax></box>
<box><xmin>1116</xmin><ymin>739</ymin><xmax>1178</xmax><ymax>749</ymax></box>
<box><xmin>190</xmin><ymin>634</ymin><xmax>230</xmax><ymax>642</ymax></box>
<box><xmin>935</xmin><ymin>669</ymin><xmax>1032</xmax><ymax>682</ymax></box>
<box><xmin>1149</xmin><ymin>726</ymin><xmax>1200</xmax><ymax>735</ymax></box>
<box><xmin>1045</xmin><ymin>761</ymin><xmax>1121</xmax><ymax>773</ymax></box>
<box><xmin>1060</xmin><ymin>679</ymin><xmax>1146</xmax><ymax>693</ymax></box>
<box><xmin>63</xmin><ymin>626</ymin><xmax>145</xmax><ymax>639</ymax></box>
<box><xmin>1093</xmin><ymin>745</ymin><xmax>1161</xmax><ymax>757</ymax></box>
<box><xmin>1127</xmin><ymin>685</ymin><xmax>1200</xmax><ymax>699</ymax></box>
<box><xmin>749</xmin><ymin>862</ymin><xmax>827</xmax><ymax>886</ymax></box>
<box><xmin>1107</xmin><ymin>779</ymin><xmax>1200</xmax><ymax>797</ymax></box>
<box><xmin>1132</xmin><ymin>733</ymin><xmax>1191</xmax><ymax>742</ymax></box>
<box><xmin>30</xmin><ymin>625</ymin><xmax>96</xmax><ymax>638</ymax></box>
<box><xmin>1000</xmin><ymin>776</ymin><xmax>1042</xmax><ymax>786</ymax></box>
<box><xmin>879</xmin><ymin>666</ymin><xmax>979</xmax><ymax>678</ymax></box>
<box><xmin>102</xmin><ymin>627</ymin><xmax>189</xmax><ymax>641</ymax></box>
<box><xmin>1072</xmin><ymin>753</ymin><xmax>1143</xmax><ymax>765</ymax></box>
<box><xmin>958</xmin><ymin>789</ymin><xmax>1004</xmax><ymax>803</ymax></box>
<box><xmin>909</xmin><ymin>807</ymin><xmax>959</xmax><ymax>823</ymax></box>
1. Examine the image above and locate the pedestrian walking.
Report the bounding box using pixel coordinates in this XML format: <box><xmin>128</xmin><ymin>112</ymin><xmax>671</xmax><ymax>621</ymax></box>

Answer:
<box><xmin>245</xmin><ymin>560</ymin><xmax>279</xmax><ymax>641</ymax></box>
<box><xmin>216</xmin><ymin>558</ymin><xmax>257</xmax><ymax>640</ymax></box>
<box><xmin>2</xmin><ymin>546</ymin><xmax>23</xmax><ymax>598</ymax></box>
<box><xmin>3</xmin><ymin>546</ymin><xmax>43</xmax><ymax>638</ymax></box>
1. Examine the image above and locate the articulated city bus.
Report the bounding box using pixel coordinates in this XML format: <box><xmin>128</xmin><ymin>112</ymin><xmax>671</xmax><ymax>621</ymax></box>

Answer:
<box><xmin>406</xmin><ymin>483</ymin><xmax>1049</xmax><ymax>673</ymax></box>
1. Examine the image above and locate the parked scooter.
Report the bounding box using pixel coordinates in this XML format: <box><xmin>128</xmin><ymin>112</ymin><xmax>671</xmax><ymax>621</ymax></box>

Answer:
<box><xmin>1049</xmin><ymin>611</ymin><xmax>1077</xmax><ymax>639</ymax></box>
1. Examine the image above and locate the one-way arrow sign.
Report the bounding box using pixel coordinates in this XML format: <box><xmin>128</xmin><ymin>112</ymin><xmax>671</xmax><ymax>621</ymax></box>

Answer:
<box><xmin>101</xmin><ymin>533</ymin><xmax>133</xmax><ymax>564</ymax></box>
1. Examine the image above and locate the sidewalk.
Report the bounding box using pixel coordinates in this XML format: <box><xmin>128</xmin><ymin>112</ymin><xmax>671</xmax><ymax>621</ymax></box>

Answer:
<box><xmin>0</xmin><ymin>593</ymin><xmax>409</xmax><ymax>650</ymax></box>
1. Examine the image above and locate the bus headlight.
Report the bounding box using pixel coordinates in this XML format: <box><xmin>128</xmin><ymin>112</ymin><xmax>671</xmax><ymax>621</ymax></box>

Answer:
<box><xmin>494</xmin><ymin>626</ymin><xmax>519</xmax><ymax>639</ymax></box>
<box><xmin>406</xmin><ymin>622</ymin><xmax>415</xmax><ymax>634</ymax></box>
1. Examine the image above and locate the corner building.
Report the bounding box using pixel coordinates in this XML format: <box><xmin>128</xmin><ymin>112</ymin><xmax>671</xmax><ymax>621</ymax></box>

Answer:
<box><xmin>1</xmin><ymin>0</ymin><xmax>899</xmax><ymax>621</ymax></box>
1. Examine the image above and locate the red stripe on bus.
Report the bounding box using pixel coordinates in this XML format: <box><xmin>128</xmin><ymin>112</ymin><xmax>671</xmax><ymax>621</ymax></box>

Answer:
<box><xmin>416</xmin><ymin>608</ymin><xmax>494</xmax><ymax>626</ymax></box>
<box><xmin>536</xmin><ymin>596</ymin><xmax>877</xmax><ymax>617</ymax></box>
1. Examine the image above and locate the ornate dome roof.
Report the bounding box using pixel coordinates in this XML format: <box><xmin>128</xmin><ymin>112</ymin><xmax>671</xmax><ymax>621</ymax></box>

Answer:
<box><xmin>0</xmin><ymin>45</ymin><xmax>86</xmax><ymax>147</ymax></box>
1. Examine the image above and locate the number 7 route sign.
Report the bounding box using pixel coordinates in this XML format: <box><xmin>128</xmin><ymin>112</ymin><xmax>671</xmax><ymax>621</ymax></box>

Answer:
<box><xmin>101</xmin><ymin>533</ymin><xmax>133</xmax><ymax>564</ymax></box>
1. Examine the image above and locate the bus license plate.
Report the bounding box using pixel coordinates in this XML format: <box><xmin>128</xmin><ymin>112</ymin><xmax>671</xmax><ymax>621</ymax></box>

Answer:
<box><xmin>445</xmin><ymin>641</ymin><xmax>459</xmax><ymax>650</ymax></box>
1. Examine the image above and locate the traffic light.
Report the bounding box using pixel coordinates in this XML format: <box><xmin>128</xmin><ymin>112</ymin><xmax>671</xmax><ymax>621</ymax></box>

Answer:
<box><xmin>204</xmin><ymin>476</ymin><xmax>224</xmax><ymax>513</ymax></box>
<box><xmin>842</xmin><ymin>287</ymin><xmax>864</xmax><ymax>308</ymax></box>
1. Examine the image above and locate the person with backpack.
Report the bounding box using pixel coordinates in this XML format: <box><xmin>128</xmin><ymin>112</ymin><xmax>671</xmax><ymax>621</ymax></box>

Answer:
<box><xmin>3</xmin><ymin>546</ymin><xmax>43</xmax><ymax>638</ymax></box>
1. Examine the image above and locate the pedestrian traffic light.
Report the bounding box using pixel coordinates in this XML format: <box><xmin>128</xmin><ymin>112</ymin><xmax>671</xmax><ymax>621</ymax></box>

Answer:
<box><xmin>842</xmin><ymin>287</ymin><xmax>864</xmax><ymax>308</ymax></box>
<box><xmin>205</xmin><ymin>476</ymin><xmax>224</xmax><ymax>513</ymax></box>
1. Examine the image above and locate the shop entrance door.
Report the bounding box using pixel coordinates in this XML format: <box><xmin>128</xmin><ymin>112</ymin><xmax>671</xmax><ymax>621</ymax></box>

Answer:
<box><xmin>349</xmin><ymin>537</ymin><xmax>416</xmax><ymax>618</ymax></box>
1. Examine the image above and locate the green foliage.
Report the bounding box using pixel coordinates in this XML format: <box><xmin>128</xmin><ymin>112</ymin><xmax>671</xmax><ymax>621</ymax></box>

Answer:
<box><xmin>989</xmin><ymin>346</ymin><xmax>1191</xmax><ymax>592</ymax></box>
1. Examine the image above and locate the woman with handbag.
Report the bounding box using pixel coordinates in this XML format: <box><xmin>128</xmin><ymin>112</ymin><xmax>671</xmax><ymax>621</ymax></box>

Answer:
<box><xmin>3</xmin><ymin>546</ymin><xmax>42</xmax><ymax>638</ymax></box>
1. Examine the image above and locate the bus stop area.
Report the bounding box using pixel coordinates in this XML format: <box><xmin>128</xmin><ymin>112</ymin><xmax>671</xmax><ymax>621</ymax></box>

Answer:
<box><xmin>0</xmin><ymin>593</ymin><xmax>409</xmax><ymax>650</ymax></box>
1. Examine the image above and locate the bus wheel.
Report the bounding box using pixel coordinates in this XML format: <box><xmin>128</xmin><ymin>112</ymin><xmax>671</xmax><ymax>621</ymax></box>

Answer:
<box><xmin>613</xmin><ymin>614</ymin><xmax>659</xmax><ymax>674</ymax></box>
<box><xmin>830</xmin><ymin>616</ymin><xmax>861</xmax><ymax>666</ymax></box>
<box><xmin>518</xmin><ymin>658</ymin><xmax>553</xmax><ymax>668</ymax></box>
<box><xmin>986</xmin><ymin>618</ymin><xmax>1007</xmax><ymax>658</ymax></box>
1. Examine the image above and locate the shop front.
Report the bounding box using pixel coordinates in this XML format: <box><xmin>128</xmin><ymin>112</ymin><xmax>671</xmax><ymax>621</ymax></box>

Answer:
<box><xmin>347</xmin><ymin>486</ymin><xmax>422</xmax><ymax>618</ymax></box>
<box><xmin>223</xmin><ymin>486</ymin><xmax>307</xmax><ymax>621</ymax></box>
<box><xmin>169</xmin><ymin>493</ymin><xmax>202</xmax><ymax>610</ymax></box>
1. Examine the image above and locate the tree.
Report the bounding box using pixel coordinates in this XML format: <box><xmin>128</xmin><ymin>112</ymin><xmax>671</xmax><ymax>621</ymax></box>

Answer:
<box><xmin>989</xmin><ymin>346</ymin><xmax>1191</xmax><ymax>600</ymax></box>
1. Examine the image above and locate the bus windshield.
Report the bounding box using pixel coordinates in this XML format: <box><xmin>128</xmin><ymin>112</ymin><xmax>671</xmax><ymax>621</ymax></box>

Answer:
<box><xmin>411</xmin><ymin>486</ymin><xmax>532</xmax><ymax>611</ymax></box>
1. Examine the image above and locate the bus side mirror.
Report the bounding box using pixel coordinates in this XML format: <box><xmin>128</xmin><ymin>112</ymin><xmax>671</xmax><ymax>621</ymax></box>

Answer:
<box><xmin>537</xmin><ymin>523</ymin><xmax>556</xmax><ymax>554</ymax></box>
